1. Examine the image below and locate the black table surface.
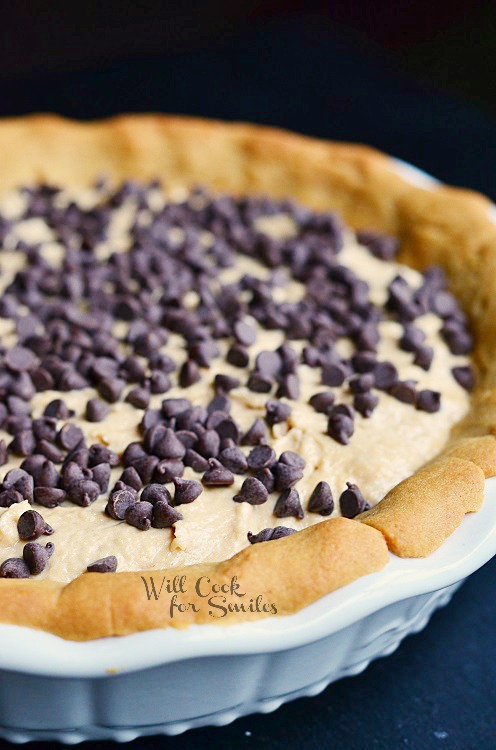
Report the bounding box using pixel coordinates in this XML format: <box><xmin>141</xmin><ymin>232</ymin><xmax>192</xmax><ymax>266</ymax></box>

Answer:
<box><xmin>0</xmin><ymin>16</ymin><xmax>495</xmax><ymax>750</ymax></box>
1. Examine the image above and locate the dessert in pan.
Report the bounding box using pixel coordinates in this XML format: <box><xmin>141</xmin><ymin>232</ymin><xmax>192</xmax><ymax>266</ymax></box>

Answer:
<box><xmin>0</xmin><ymin>116</ymin><xmax>494</xmax><ymax>640</ymax></box>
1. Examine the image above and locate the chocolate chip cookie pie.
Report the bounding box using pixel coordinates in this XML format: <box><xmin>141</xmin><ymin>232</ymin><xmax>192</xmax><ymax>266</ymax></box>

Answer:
<box><xmin>0</xmin><ymin>116</ymin><xmax>495</xmax><ymax>640</ymax></box>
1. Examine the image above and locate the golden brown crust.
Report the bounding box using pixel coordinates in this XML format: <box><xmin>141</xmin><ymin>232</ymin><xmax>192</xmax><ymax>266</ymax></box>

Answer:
<box><xmin>0</xmin><ymin>518</ymin><xmax>388</xmax><ymax>640</ymax></box>
<box><xmin>0</xmin><ymin>114</ymin><xmax>494</xmax><ymax>637</ymax></box>
<box><xmin>359</xmin><ymin>457</ymin><xmax>485</xmax><ymax>557</ymax></box>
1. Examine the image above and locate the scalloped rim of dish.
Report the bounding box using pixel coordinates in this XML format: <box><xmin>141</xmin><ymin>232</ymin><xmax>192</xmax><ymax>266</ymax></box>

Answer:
<box><xmin>0</xmin><ymin>157</ymin><xmax>495</xmax><ymax>677</ymax></box>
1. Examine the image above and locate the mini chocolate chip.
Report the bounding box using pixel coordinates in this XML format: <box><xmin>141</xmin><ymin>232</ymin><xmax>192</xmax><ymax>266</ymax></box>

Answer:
<box><xmin>152</xmin><ymin>428</ymin><xmax>186</xmax><ymax>460</ymax></box>
<box><xmin>88</xmin><ymin>443</ymin><xmax>119</xmax><ymax>467</ymax></box>
<box><xmin>149</xmin><ymin>371</ymin><xmax>171</xmax><ymax>394</ymax></box>
<box><xmin>10</xmin><ymin>429</ymin><xmax>36</xmax><ymax>457</ymax></box>
<box><xmin>356</xmin><ymin>230</ymin><xmax>399</xmax><ymax>260</ymax></box>
<box><xmin>247</xmin><ymin>526</ymin><xmax>296</xmax><ymax>544</ymax></box>
<box><xmin>400</xmin><ymin>326</ymin><xmax>426</xmax><ymax>352</ymax></box>
<box><xmin>327</xmin><ymin>412</ymin><xmax>354</xmax><ymax>444</ymax></box>
<box><xmin>247</xmin><ymin>444</ymin><xmax>276</xmax><ymax>470</ymax></box>
<box><xmin>233</xmin><ymin>476</ymin><xmax>268</xmax><ymax>505</ymax></box>
<box><xmin>125</xmin><ymin>387</ymin><xmax>151</xmax><ymax>409</ymax></box>
<box><xmin>33</xmin><ymin>486</ymin><xmax>66</xmax><ymax>508</ymax></box>
<box><xmin>353</xmin><ymin>392</ymin><xmax>379</xmax><ymax>418</ymax></box>
<box><xmin>36</xmin><ymin>439</ymin><xmax>65</xmax><ymax>463</ymax></box>
<box><xmin>254</xmin><ymin>467</ymin><xmax>276</xmax><ymax>493</ymax></box>
<box><xmin>67</xmin><ymin>479</ymin><xmax>101</xmax><ymax>507</ymax></box>
<box><xmin>85</xmin><ymin>398</ymin><xmax>110</xmax><ymax>422</ymax></box>
<box><xmin>272</xmin><ymin>461</ymin><xmax>303</xmax><ymax>491</ymax></box>
<box><xmin>276</xmin><ymin>373</ymin><xmax>300</xmax><ymax>400</ymax></box>
<box><xmin>441</xmin><ymin>323</ymin><xmax>473</xmax><ymax>355</ymax></box>
<box><xmin>452</xmin><ymin>365</ymin><xmax>475</xmax><ymax>391</ymax></box>
<box><xmin>373</xmin><ymin>361</ymin><xmax>398</xmax><ymax>390</ymax></box>
<box><xmin>274</xmin><ymin>488</ymin><xmax>304</xmax><ymax>518</ymax></box>
<box><xmin>214</xmin><ymin>374</ymin><xmax>240</xmax><ymax>393</ymax></box>
<box><xmin>161</xmin><ymin>398</ymin><xmax>191</xmax><ymax>418</ymax></box>
<box><xmin>309</xmin><ymin>391</ymin><xmax>335</xmax><ymax>414</ymax></box>
<box><xmin>0</xmin><ymin>557</ymin><xmax>31</xmax><ymax>578</ymax></box>
<box><xmin>132</xmin><ymin>455</ymin><xmax>159</xmax><ymax>484</ymax></box>
<box><xmin>202</xmin><ymin>458</ymin><xmax>234</xmax><ymax>486</ymax></box>
<box><xmin>141</xmin><ymin>484</ymin><xmax>172</xmax><ymax>505</ymax></box>
<box><xmin>106</xmin><ymin>488</ymin><xmax>138</xmax><ymax>519</ymax></box>
<box><xmin>351</xmin><ymin>351</ymin><xmax>376</xmax><ymax>373</ymax></box>
<box><xmin>0</xmin><ymin>488</ymin><xmax>24</xmax><ymax>507</ymax></box>
<box><xmin>87</xmin><ymin>556</ymin><xmax>118</xmax><ymax>573</ymax></box>
<box><xmin>179</xmin><ymin>359</ymin><xmax>201</xmax><ymax>387</ymax></box>
<box><xmin>348</xmin><ymin>373</ymin><xmax>374</xmax><ymax>394</ymax></box>
<box><xmin>413</xmin><ymin>346</ymin><xmax>434</xmax><ymax>371</ymax></box>
<box><xmin>5</xmin><ymin>346</ymin><xmax>38</xmax><ymax>372</ymax></box>
<box><xmin>308</xmin><ymin>481</ymin><xmax>334</xmax><ymax>515</ymax></box>
<box><xmin>196</xmin><ymin>429</ymin><xmax>221</xmax><ymax>458</ymax></box>
<box><xmin>214</xmin><ymin>417</ymin><xmax>240</xmax><ymax>444</ymax></box>
<box><xmin>302</xmin><ymin>346</ymin><xmax>321</xmax><ymax>367</ymax></box>
<box><xmin>339</xmin><ymin>482</ymin><xmax>369</xmax><ymax>518</ymax></box>
<box><xmin>389</xmin><ymin>380</ymin><xmax>417</xmax><ymax>405</ymax></box>
<box><xmin>125</xmin><ymin>501</ymin><xmax>153</xmax><ymax>530</ymax></box>
<box><xmin>416</xmin><ymin>389</ymin><xmax>441</xmax><ymax>413</ymax></box>
<box><xmin>98</xmin><ymin>377</ymin><xmax>125</xmax><ymax>403</ymax></box>
<box><xmin>64</xmin><ymin>446</ymin><xmax>89</xmax><ymax>467</ymax></box>
<box><xmin>321</xmin><ymin>363</ymin><xmax>347</xmax><ymax>387</ymax></box>
<box><xmin>265</xmin><ymin>400</ymin><xmax>291</xmax><ymax>426</ymax></box>
<box><xmin>173</xmin><ymin>477</ymin><xmax>203</xmax><ymax>504</ymax></box>
<box><xmin>119</xmin><ymin>466</ymin><xmax>142</xmax><ymax>491</ymax></box>
<box><xmin>208</xmin><ymin>394</ymin><xmax>231</xmax><ymax>415</ymax></box>
<box><xmin>43</xmin><ymin>399</ymin><xmax>73</xmax><ymax>420</ymax></box>
<box><xmin>153</xmin><ymin>459</ymin><xmax>184</xmax><ymax>483</ymax></box>
<box><xmin>279</xmin><ymin>451</ymin><xmax>306</xmax><ymax>469</ymax></box>
<box><xmin>18</xmin><ymin>509</ymin><xmax>54</xmax><ymax>540</ymax></box>
<box><xmin>241</xmin><ymin>418</ymin><xmax>268</xmax><ymax>446</ymax></box>
<box><xmin>227</xmin><ymin>343</ymin><xmax>250</xmax><ymax>367</ymax></box>
<box><xmin>256</xmin><ymin>351</ymin><xmax>282</xmax><ymax>377</ymax></box>
<box><xmin>183</xmin><ymin>449</ymin><xmax>209</xmax><ymax>472</ymax></box>
<box><xmin>57</xmin><ymin>423</ymin><xmax>84</xmax><ymax>451</ymax></box>
<box><xmin>92</xmin><ymin>463</ymin><xmax>111</xmax><ymax>493</ymax></box>
<box><xmin>219</xmin><ymin>445</ymin><xmax>248</xmax><ymax>474</ymax></box>
<box><xmin>152</xmin><ymin>500</ymin><xmax>183</xmax><ymax>528</ymax></box>
<box><xmin>23</xmin><ymin>541</ymin><xmax>54</xmax><ymax>575</ymax></box>
<box><xmin>247</xmin><ymin>371</ymin><xmax>273</xmax><ymax>393</ymax></box>
<box><xmin>4</xmin><ymin>468</ymin><xmax>34</xmax><ymax>501</ymax></box>
<box><xmin>233</xmin><ymin>320</ymin><xmax>257</xmax><ymax>346</ymax></box>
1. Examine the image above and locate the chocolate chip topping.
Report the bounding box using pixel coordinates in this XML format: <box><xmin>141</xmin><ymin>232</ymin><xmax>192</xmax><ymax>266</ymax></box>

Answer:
<box><xmin>247</xmin><ymin>445</ymin><xmax>276</xmax><ymax>470</ymax></box>
<box><xmin>339</xmin><ymin>482</ymin><xmax>370</xmax><ymax>518</ymax></box>
<box><xmin>23</xmin><ymin>541</ymin><xmax>54</xmax><ymax>575</ymax></box>
<box><xmin>87</xmin><ymin>555</ymin><xmax>118</xmax><ymax>573</ymax></box>
<box><xmin>247</xmin><ymin>526</ymin><xmax>296</xmax><ymax>544</ymax></box>
<box><xmin>17</xmin><ymin>510</ymin><xmax>54</xmax><ymax>541</ymax></box>
<box><xmin>0</xmin><ymin>557</ymin><xmax>31</xmax><ymax>578</ymax></box>
<box><xmin>308</xmin><ymin>481</ymin><xmax>334</xmax><ymax>516</ymax></box>
<box><xmin>202</xmin><ymin>458</ymin><xmax>235</xmax><ymax>487</ymax></box>
<box><xmin>274</xmin><ymin>488</ymin><xmax>304</xmax><ymax>519</ymax></box>
<box><xmin>233</xmin><ymin>477</ymin><xmax>269</xmax><ymax>505</ymax></box>
<box><xmin>0</xmin><ymin>181</ymin><xmax>474</xmax><ymax>573</ymax></box>
<box><xmin>125</xmin><ymin>501</ymin><xmax>153</xmax><ymax>531</ymax></box>
<box><xmin>173</xmin><ymin>477</ymin><xmax>203</xmax><ymax>504</ymax></box>
<box><xmin>106</xmin><ymin>489</ymin><xmax>137</xmax><ymax>520</ymax></box>
<box><xmin>151</xmin><ymin>500</ymin><xmax>183</xmax><ymax>528</ymax></box>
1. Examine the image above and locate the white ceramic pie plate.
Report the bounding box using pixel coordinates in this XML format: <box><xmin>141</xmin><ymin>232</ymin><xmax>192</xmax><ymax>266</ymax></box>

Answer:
<box><xmin>1</xmin><ymin>159</ymin><xmax>495</xmax><ymax>743</ymax></box>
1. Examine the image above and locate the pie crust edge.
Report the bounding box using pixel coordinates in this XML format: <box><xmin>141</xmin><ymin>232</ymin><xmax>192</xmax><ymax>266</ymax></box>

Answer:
<box><xmin>0</xmin><ymin>113</ymin><xmax>494</xmax><ymax>640</ymax></box>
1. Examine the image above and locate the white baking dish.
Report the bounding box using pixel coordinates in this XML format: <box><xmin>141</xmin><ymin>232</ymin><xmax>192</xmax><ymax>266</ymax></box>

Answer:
<box><xmin>0</xmin><ymin>477</ymin><xmax>495</xmax><ymax>743</ymax></box>
<box><xmin>1</xmin><ymin>159</ymin><xmax>495</xmax><ymax>743</ymax></box>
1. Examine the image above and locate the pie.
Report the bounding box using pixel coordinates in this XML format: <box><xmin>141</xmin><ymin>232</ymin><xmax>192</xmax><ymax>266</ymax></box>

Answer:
<box><xmin>0</xmin><ymin>115</ymin><xmax>495</xmax><ymax>641</ymax></box>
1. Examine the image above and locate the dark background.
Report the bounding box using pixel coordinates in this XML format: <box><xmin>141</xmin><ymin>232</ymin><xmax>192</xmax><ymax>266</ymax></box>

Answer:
<box><xmin>0</xmin><ymin>3</ymin><xmax>495</xmax><ymax>749</ymax></box>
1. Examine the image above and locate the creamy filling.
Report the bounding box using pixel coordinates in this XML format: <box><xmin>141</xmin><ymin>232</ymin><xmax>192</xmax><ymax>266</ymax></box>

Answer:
<box><xmin>0</xmin><ymin>186</ymin><xmax>471</xmax><ymax>582</ymax></box>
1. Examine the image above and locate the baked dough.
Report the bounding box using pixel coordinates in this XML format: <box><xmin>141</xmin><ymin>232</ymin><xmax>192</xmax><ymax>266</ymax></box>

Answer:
<box><xmin>0</xmin><ymin>114</ymin><xmax>494</xmax><ymax>640</ymax></box>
